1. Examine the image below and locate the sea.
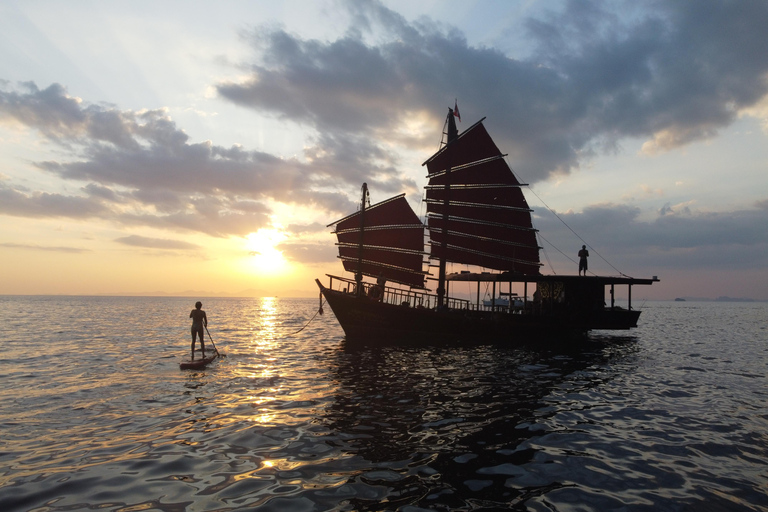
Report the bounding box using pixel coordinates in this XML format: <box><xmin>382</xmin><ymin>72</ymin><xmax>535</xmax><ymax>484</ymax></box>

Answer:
<box><xmin>1</xmin><ymin>296</ymin><xmax>767</xmax><ymax>512</ymax></box>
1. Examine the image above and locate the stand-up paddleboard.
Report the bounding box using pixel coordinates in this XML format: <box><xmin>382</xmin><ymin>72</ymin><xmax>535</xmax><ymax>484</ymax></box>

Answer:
<box><xmin>180</xmin><ymin>350</ymin><xmax>219</xmax><ymax>370</ymax></box>
<box><xmin>181</xmin><ymin>326</ymin><xmax>222</xmax><ymax>370</ymax></box>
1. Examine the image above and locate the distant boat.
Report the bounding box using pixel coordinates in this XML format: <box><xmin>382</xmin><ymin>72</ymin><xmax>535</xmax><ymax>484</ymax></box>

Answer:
<box><xmin>482</xmin><ymin>293</ymin><xmax>524</xmax><ymax>309</ymax></box>
<box><xmin>674</xmin><ymin>298</ymin><xmax>686</xmax><ymax>302</ymax></box>
<box><xmin>316</xmin><ymin>108</ymin><xmax>659</xmax><ymax>343</ymax></box>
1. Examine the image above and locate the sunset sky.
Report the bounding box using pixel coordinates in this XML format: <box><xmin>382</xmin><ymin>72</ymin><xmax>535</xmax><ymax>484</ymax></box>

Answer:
<box><xmin>2</xmin><ymin>0</ymin><xmax>767</xmax><ymax>300</ymax></box>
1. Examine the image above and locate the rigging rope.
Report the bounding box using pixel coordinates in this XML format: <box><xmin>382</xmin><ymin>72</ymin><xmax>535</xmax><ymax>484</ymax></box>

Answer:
<box><xmin>514</xmin><ymin>163</ymin><xmax>630</xmax><ymax>278</ymax></box>
<box><xmin>537</xmin><ymin>232</ymin><xmax>558</xmax><ymax>275</ymax></box>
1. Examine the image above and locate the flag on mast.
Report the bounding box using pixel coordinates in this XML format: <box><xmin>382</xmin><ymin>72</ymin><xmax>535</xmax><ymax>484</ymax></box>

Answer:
<box><xmin>453</xmin><ymin>99</ymin><xmax>461</xmax><ymax>122</ymax></box>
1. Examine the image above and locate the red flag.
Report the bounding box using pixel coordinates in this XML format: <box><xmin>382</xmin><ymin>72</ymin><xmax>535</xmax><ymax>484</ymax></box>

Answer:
<box><xmin>453</xmin><ymin>99</ymin><xmax>461</xmax><ymax>122</ymax></box>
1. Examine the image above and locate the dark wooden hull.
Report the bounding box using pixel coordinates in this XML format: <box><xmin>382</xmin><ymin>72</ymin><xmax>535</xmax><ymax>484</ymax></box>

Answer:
<box><xmin>318</xmin><ymin>282</ymin><xmax>641</xmax><ymax>344</ymax></box>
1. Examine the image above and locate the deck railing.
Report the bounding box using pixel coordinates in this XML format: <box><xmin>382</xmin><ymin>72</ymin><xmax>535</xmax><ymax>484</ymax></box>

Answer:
<box><xmin>325</xmin><ymin>275</ymin><xmax>470</xmax><ymax>310</ymax></box>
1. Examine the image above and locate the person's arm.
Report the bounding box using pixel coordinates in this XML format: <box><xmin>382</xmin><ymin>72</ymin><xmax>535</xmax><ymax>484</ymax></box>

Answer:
<box><xmin>190</xmin><ymin>310</ymin><xmax>194</xmax><ymax>318</ymax></box>
<box><xmin>203</xmin><ymin>311</ymin><xmax>208</xmax><ymax>327</ymax></box>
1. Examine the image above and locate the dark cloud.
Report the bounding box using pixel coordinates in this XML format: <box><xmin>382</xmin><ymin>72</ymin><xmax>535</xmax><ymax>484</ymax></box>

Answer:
<box><xmin>82</xmin><ymin>182</ymin><xmax>121</xmax><ymax>202</ymax></box>
<box><xmin>534</xmin><ymin>202</ymin><xmax>768</xmax><ymax>273</ymax></box>
<box><xmin>0</xmin><ymin>82</ymin><xmax>87</xmax><ymax>140</ymax></box>
<box><xmin>530</xmin><ymin>0</ymin><xmax>768</xmax><ymax>151</ymax></box>
<box><xmin>114</xmin><ymin>235</ymin><xmax>200</xmax><ymax>250</ymax></box>
<box><xmin>219</xmin><ymin>0</ymin><xmax>768</xmax><ymax>179</ymax></box>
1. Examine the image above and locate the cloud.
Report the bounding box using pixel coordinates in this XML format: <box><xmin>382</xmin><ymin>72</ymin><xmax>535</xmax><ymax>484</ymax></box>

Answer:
<box><xmin>277</xmin><ymin>241</ymin><xmax>339</xmax><ymax>264</ymax></box>
<box><xmin>0</xmin><ymin>82</ymin><xmax>87</xmax><ymax>140</ymax></box>
<box><xmin>218</xmin><ymin>0</ymin><xmax>768</xmax><ymax>180</ymax></box>
<box><xmin>0</xmin><ymin>78</ymin><xmax>414</xmax><ymax>218</ymax></box>
<box><xmin>0</xmin><ymin>82</ymin><xmax>357</xmax><ymax>235</ymax></box>
<box><xmin>0</xmin><ymin>182</ymin><xmax>108</xmax><ymax>218</ymax></box>
<box><xmin>0</xmin><ymin>177</ymin><xmax>273</xmax><ymax>237</ymax></box>
<box><xmin>534</xmin><ymin>201</ymin><xmax>768</xmax><ymax>272</ymax></box>
<box><xmin>114</xmin><ymin>235</ymin><xmax>200</xmax><ymax>250</ymax></box>
<box><xmin>285</xmin><ymin>222</ymin><xmax>329</xmax><ymax>235</ymax></box>
<box><xmin>0</xmin><ymin>242</ymin><xmax>89</xmax><ymax>253</ymax></box>
<box><xmin>2</xmin><ymin>0</ymin><xmax>768</xmax><ymax>258</ymax></box>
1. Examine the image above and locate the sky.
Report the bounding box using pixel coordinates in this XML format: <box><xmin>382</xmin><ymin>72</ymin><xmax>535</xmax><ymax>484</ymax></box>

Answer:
<box><xmin>1</xmin><ymin>0</ymin><xmax>767</xmax><ymax>300</ymax></box>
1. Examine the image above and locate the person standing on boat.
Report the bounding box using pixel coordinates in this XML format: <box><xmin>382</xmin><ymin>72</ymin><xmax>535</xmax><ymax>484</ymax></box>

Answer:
<box><xmin>368</xmin><ymin>274</ymin><xmax>386</xmax><ymax>301</ymax></box>
<box><xmin>190</xmin><ymin>301</ymin><xmax>207</xmax><ymax>360</ymax></box>
<box><xmin>578</xmin><ymin>245</ymin><xmax>589</xmax><ymax>276</ymax></box>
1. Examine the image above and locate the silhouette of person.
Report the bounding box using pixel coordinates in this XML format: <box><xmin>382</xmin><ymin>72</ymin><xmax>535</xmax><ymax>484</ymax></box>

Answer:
<box><xmin>189</xmin><ymin>301</ymin><xmax>207</xmax><ymax>359</ymax></box>
<box><xmin>368</xmin><ymin>274</ymin><xmax>387</xmax><ymax>301</ymax></box>
<box><xmin>578</xmin><ymin>245</ymin><xmax>589</xmax><ymax>276</ymax></box>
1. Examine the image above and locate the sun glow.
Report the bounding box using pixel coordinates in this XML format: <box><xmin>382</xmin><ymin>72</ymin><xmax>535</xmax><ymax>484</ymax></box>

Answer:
<box><xmin>246</xmin><ymin>229</ymin><xmax>288</xmax><ymax>274</ymax></box>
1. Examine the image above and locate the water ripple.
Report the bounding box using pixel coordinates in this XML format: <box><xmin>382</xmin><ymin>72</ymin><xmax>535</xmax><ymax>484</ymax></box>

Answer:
<box><xmin>0</xmin><ymin>297</ymin><xmax>767</xmax><ymax>511</ymax></box>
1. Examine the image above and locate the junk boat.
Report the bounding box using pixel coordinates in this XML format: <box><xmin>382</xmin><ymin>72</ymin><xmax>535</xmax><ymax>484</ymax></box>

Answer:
<box><xmin>316</xmin><ymin>108</ymin><xmax>658</xmax><ymax>342</ymax></box>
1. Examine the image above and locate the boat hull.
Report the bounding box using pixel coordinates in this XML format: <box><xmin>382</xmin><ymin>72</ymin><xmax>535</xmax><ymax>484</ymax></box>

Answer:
<box><xmin>179</xmin><ymin>354</ymin><xmax>217</xmax><ymax>370</ymax></box>
<box><xmin>318</xmin><ymin>282</ymin><xmax>641</xmax><ymax>344</ymax></box>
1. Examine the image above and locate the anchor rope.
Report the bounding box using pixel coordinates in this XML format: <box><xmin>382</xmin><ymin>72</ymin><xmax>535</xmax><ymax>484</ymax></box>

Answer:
<box><xmin>287</xmin><ymin>294</ymin><xmax>326</xmax><ymax>336</ymax></box>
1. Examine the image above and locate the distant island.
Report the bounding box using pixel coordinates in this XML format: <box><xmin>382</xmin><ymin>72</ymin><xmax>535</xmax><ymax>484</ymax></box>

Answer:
<box><xmin>673</xmin><ymin>296</ymin><xmax>758</xmax><ymax>302</ymax></box>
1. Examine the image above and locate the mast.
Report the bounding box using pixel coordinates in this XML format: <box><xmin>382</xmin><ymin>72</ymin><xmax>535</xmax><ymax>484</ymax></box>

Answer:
<box><xmin>437</xmin><ymin>109</ymin><xmax>459</xmax><ymax>307</ymax></box>
<box><xmin>356</xmin><ymin>182</ymin><xmax>369</xmax><ymax>296</ymax></box>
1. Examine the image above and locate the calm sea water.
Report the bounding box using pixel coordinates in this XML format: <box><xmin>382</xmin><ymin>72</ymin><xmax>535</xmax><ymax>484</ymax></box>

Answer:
<box><xmin>1</xmin><ymin>296</ymin><xmax>767</xmax><ymax>511</ymax></box>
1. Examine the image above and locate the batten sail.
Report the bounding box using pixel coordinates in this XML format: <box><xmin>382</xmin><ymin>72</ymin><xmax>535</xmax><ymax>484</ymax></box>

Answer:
<box><xmin>423</xmin><ymin>120</ymin><xmax>541</xmax><ymax>275</ymax></box>
<box><xmin>330</xmin><ymin>193</ymin><xmax>427</xmax><ymax>288</ymax></box>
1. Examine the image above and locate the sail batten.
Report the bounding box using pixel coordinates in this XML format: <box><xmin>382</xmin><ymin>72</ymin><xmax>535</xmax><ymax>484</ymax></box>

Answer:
<box><xmin>426</xmin><ymin>154</ymin><xmax>508</xmax><ymax>179</ymax></box>
<box><xmin>335</xmin><ymin>224</ymin><xmax>424</xmax><ymax>235</ymax></box>
<box><xmin>424</xmin><ymin>199</ymin><xmax>533</xmax><ymax>213</ymax></box>
<box><xmin>429</xmin><ymin>229</ymin><xmax>540</xmax><ymax>250</ymax></box>
<box><xmin>428</xmin><ymin>242</ymin><xmax>541</xmax><ymax>273</ymax></box>
<box><xmin>424</xmin><ymin>183</ymin><xmax>527</xmax><ymax>190</ymax></box>
<box><xmin>337</xmin><ymin>243</ymin><xmax>426</xmax><ymax>256</ymax></box>
<box><xmin>338</xmin><ymin>255</ymin><xmax>428</xmax><ymax>272</ymax></box>
<box><xmin>424</xmin><ymin>118</ymin><xmax>541</xmax><ymax>275</ymax></box>
<box><xmin>426</xmin><ymin>213</ymin><xmax>537</xmax><ymax>232</ymax></box>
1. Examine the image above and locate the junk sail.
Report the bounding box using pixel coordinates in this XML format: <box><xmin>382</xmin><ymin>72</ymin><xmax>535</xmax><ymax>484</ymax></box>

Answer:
<box><xmin>423</xmin><ymin>116</ymin><xmax>541</xmax><ymax>276</ymax></box>
<box><xmin>329</xmin><ymin>184</ymin><xmax>427</xmax><ymax>289</ymax></box>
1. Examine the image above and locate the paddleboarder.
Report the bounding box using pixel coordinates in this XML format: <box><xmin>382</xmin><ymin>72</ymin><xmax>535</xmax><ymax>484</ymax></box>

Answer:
<box><xmin>189</xmin><ymin>301</ymin><xmax>207</xmax><ymax>360</ymax></box>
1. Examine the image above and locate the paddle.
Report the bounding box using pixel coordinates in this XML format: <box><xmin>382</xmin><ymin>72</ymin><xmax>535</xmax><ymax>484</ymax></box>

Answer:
<box><xmin>205</xmin><ymin>325</ymin><xmax>221</xmax><ymax>357</ymax></box>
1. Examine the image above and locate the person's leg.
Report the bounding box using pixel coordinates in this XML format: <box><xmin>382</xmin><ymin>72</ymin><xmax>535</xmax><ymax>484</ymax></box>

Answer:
<box><xmin>191</xmin><ymin>328</ymin><xmax>197</xmax><ymax>359</ymax></box>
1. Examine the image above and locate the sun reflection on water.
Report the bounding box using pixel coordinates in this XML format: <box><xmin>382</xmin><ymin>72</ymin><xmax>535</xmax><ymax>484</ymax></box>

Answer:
<box><xmin>241</xmin><ymin>297</ymin><xmax>283</xmax><ymax>424</ymax></box>
<box><xmin>255</xmin><ymin>297</ymin><xmax>279</xmax><ymax>349</ymax></box>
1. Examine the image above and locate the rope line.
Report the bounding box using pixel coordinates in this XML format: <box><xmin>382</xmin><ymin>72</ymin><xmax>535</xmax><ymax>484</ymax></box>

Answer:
<box><xmin>513</xmin><ymin>162</ymin><xmax>630</xmax><ymax>278</ymax></box>
<box><xmin>287</xmin><ymin>298</ymin><xmax>327</xmax><ymax>337</ymax></box>
<box><xmin>536</xmin><ymin>232</ymin><xmax>558</xmax><ymax>275</ymax></box>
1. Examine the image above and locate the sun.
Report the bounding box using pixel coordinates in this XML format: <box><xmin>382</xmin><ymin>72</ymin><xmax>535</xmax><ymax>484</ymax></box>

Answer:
<box><xmin>245</xmin><ymin>229</ymin><xmax>289</xmax><ymax>274</ymax></box>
